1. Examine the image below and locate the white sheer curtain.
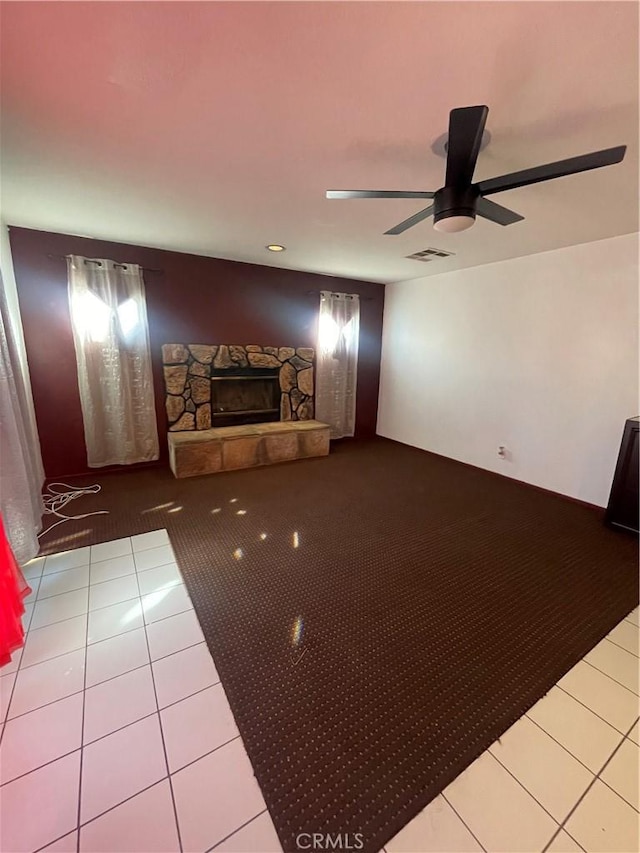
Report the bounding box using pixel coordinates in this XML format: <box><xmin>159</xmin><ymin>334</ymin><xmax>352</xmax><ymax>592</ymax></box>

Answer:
<box><xmin>67</xmin><ymin>256</ymin><xmax>159</xmax><ymax>467</ymax></box>
<box><xmin>0</xmin><ymin>265</ymin><xmax>45</xmax><ymax>564</ymax></box>
<box><xmin>315</xmin><ymin>291</ymin><xmax>360</xmax><ymax>439</ymax></box>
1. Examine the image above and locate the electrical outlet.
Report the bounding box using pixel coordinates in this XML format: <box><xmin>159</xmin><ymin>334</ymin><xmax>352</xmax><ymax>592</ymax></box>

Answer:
<box><xmin>497</xmin><ymin>445</ymin><xmax>507</xmax><ymax>459</ymax></box>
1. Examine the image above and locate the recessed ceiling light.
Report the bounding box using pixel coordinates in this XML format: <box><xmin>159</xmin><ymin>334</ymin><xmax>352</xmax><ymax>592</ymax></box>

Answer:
<box><xmin>266</xmin><ymin>244</ymin><xmax>286</xmax><ymax>252</ymax></box>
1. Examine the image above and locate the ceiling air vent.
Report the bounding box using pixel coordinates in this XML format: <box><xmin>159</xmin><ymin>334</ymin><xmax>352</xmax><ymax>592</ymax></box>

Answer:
<box><xmin>406</xmin><ymin>247</ymin><xmax>456</xmax><ymax>262</ymax></box>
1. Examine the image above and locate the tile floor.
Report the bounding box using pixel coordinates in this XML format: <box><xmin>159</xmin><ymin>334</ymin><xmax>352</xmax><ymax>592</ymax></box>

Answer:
<box><xmin>0</xmin><ymin>530</ymin><xmax>638</xmax><ymax>853</ymax></box>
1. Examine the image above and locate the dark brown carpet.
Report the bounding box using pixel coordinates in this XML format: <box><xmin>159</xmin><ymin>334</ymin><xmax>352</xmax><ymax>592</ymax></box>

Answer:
<box><xmin>38</xmin><ymin>438</ymin><xmax>638</xmax><ymax>852</ymax></box>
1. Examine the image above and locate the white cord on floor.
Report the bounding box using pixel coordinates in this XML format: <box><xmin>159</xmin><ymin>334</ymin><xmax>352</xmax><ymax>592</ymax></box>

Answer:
<box><xmin>38</xmin><ymin>482</ymin><xmax>109</xmax><ymax>537</ymax></box>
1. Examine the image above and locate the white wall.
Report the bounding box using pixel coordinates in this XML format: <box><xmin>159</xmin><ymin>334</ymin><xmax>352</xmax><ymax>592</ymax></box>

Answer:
<box><xmin>377</xmin><ymin>233</ymin><xmax>639</xmax><ymax>507</ymax></box>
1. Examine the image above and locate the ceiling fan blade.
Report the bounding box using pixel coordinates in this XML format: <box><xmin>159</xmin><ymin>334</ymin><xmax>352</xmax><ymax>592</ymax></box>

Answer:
<box><xmin>445</xmin><ymin>105</ymin><xmax>489</xmax><ymax>187</ymax></box>
<box><xmin>476</xmin><ymin>145</ymin><xmax>626</xmax><ymax>196</ymax></box>
<box><xmin>326</xmin><ymin>190</ymin><xmax>435</xmax><ymax>199</ymax></box>
<box><xmin>384</xmin><ymin>204</ymin><xmax>435</xmax><ymax>235</ymax></box>
<box><xmin>476</xmin><ymin>197</ymin><xmax>524</xmax><ymax>226</ymax></box>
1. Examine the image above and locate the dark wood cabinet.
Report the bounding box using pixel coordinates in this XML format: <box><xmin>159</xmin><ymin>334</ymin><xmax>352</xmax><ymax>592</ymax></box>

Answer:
<box><xmin>605</xmin><ymin>417</ymin><xmax>639</xmax><ymax>534</ymax></box>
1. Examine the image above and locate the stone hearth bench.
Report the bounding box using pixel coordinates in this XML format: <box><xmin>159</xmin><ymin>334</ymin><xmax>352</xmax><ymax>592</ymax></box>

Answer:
<box><xmin>168</xmin><ymin>420</ymin><xmax>330</xmax><ymax>478</ymax></box>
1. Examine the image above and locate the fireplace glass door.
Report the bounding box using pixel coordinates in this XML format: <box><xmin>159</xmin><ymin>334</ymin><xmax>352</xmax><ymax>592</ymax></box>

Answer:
<box><xmin>211</xmin><ymin>369</ymin><xmax>280</xmax><ymax>427</ymax></box>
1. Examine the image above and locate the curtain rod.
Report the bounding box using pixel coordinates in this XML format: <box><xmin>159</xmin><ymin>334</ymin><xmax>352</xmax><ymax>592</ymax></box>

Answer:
<box><xmin>47</xmin><ymin>256</ymin><xmax>370</xmax><ymax>296</ymax></box>
<box><xmin>306</xmin><ymin>289</ymin><xmax>373</xmax><ymax>301</ymax></box>
<box><xmin>47</xmin><ymin>254</ymin><xmax>163</xmax><ymax>274</ymax></box>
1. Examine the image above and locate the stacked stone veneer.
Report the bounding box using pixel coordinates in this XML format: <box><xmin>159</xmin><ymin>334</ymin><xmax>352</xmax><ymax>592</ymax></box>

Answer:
<box><xmin>161</xmin><ymin>344</ymin><xmax>315</xmax><ymax>431</ymax></box>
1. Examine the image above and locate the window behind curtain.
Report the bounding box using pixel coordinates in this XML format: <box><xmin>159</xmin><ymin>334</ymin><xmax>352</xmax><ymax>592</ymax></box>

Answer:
<box><xmin>67</xmin><ymin>255</ymin><xmax>159</xmax><ymax>467</ymax></box>
<box><xmin>315</xmin><ymin>291</ymin><xmax>360</xmax><ymax>439</ymax></box>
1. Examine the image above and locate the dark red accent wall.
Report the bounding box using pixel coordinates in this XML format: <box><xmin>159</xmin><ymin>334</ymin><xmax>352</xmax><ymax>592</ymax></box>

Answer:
<box><xmin>10</xmin><ymin>227</ymin><xmax>385</xmax><ymax>479</ymax></box>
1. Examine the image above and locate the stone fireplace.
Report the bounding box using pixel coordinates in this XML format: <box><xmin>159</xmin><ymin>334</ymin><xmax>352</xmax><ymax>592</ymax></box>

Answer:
<box><xmin>162</xmin><ymin>344</ymin><xmax>315</xmax><ymax>431</ymax></box>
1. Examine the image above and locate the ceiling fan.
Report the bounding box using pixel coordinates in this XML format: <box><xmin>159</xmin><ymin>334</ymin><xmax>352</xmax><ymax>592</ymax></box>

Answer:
<box><xmin>326</xmin><ymin>105</ymin><xmax>626</xmax><ymax>235</ymax></box>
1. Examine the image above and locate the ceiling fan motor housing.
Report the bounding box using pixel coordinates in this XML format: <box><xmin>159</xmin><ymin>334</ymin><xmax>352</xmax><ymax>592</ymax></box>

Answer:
<box><xmin>433</xmin><ymin>185</ymin><xmax>479</xmax><ymax>226</ymax></box>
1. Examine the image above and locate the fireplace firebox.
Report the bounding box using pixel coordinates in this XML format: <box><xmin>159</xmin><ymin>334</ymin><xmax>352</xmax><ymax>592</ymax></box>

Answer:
<box><xmin>162</xmin><ymin>344</ymin><xmax>315</xmax><ymax>433</ymax></box>
<box><xmin>210</xmin><ymin>367</ymin><xmax>280</xmax><ymax>427</ymax></box>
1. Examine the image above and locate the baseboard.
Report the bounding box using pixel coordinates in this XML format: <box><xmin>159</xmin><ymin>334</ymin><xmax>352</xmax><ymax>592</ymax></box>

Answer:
<box><xmin>375</xmin><ymin>434</ymin><xmax>603</xmax><ymax>512</ymax></box>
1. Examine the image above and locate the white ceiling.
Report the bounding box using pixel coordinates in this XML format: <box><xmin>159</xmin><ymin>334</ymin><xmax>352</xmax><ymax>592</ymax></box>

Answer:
<box><xmin>1</xmin><ymin>1</ymin><xmax>638</xmax><ymax>284</ymax></box>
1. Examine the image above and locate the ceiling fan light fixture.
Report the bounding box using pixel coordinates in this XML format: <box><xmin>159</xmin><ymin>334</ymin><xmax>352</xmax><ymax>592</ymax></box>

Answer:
<box><xmin>433</xmin><ymin>214</ymin><xmax>475</xmax><ymax>233</ymax></box>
